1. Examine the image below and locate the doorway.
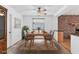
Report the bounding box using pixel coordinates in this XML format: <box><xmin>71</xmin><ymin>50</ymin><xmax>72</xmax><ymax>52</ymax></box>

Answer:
<box><xmin>0</xmin><ymin>5</ymin><xmax>7</xmax><ymax>53</ymax></box>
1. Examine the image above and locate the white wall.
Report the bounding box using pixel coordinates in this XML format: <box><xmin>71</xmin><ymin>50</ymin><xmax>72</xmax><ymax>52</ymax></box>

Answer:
<box><xmin>23</xmin><ymin>16</ymin><xmax>32</xmax><ymax>31</ymax></box>
<box><xmin>23</xmin><ymin>15</ymin><xmax>58</xmax><ymax>32</ymax></box>
<box><xmin>3</xmin><ymin>5</ymin><xmax>23</xmax><ymax>48</ymax></box>
<box><xmin>45</xmin><ymin>16</ymin><xmax>54</xmax><ymax>32</ymax></box>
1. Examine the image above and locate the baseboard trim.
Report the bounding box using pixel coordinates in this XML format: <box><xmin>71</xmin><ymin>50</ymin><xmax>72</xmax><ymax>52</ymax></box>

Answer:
<box><xmin>7</xmin><ymin>40</ymin><xmax>22</xmax><ymax>49</ymax></box>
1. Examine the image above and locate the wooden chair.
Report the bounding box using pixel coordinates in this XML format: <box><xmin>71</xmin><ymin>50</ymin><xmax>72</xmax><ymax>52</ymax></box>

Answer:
<box><xmin>44</xmin><ymin>31</ymin><xmax>54</xmax><ymax>48</ymax></box>
<box><xmin>25</xmin><ymin>33</ymin><xmax>34</xmax><ymax>48</ymax></box>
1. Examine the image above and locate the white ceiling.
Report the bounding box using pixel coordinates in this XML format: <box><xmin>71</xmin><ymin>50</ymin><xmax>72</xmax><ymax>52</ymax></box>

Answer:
<box><xmin>54</xmin><ymin>5</ymin><xmax>79</xmax><ymax>16</ymax></box>
<box><xmin>10</xmin><ymin>5</ymin><xmax>64</xmax><ymax>16</ymax></box>
<box><xmin>62</xmin><ymin>5</ymin><xmax>79</xmax><ymax>15</ymax></box>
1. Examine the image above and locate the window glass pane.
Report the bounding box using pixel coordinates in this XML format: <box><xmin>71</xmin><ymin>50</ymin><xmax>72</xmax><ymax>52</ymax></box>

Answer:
<box><xmin>32</xmin><ymin>18</ymin><xmax>45</xmax><ymax>30</ymax></box>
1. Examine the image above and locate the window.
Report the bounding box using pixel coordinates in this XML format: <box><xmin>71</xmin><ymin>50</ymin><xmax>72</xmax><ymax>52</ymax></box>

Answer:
<box><xmin>32</xmin><ymin>17</ymin><xmax>45</xmax><ymax>30</ymax></box>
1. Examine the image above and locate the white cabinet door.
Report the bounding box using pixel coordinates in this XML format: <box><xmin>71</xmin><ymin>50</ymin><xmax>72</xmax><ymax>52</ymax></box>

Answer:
<box><xmin>71</xmin><ymin>35</ymin><xmax>79</xmax><ymax>54</ymax></box>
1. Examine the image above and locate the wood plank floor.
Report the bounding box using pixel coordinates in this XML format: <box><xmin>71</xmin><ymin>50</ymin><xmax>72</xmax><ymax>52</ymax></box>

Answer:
<box><xmin>61</xmin><ymin>38</ymin><xmax>70</xmax><ymax>51</ymax></box>
<box><xmin>0</xmin><ymin>39</ymin><xmax>7</xmax><ymax>54</ymax></box>
<box><xmin>7</xmin><ymin>39</ymin><xmax>71</xmax><ymax>54</ymax></box>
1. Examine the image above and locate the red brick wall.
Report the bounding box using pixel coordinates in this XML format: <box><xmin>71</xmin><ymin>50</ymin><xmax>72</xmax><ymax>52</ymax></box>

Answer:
<box><xmin>58</xmin><ymin>15</ymin><xmax>79</xmax><ymax>38</ymax></box>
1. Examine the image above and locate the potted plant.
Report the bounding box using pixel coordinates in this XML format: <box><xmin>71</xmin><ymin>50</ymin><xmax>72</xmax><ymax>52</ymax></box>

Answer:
<box><xmin>22</xmin><ymin>26</ymin><xmax>29</xmax><ymax>39</ymax></box>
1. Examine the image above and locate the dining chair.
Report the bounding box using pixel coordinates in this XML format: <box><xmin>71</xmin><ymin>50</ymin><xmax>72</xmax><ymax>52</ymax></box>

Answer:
<box><xmin>25</xmin><ymin>32</ymin><xmax>34</xmax><ymax>49</ymax></box>
<box><xmin>44</xmin><ymin>31</ymin><xmax>54</xmax><ymax>48</ymax></box>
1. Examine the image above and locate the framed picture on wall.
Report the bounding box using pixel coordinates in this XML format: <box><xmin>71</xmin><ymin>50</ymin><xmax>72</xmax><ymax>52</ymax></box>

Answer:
<box><xmin>14</xmin><ymin>17</ymin><xmax>21</xmax><ymax>28</ymax></box>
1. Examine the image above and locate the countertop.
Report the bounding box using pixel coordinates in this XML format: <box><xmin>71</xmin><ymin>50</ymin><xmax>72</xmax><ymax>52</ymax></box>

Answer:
<box><xmin>71</xmin><ymin>32</ymin><xmax>79</xmax><ymax>36</ymax></box>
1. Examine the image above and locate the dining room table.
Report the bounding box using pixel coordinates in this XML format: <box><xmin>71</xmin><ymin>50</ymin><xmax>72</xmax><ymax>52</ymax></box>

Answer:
<box><xmin>25</xmin><ymin>31</ymin><xmax>54</xmax><ymax>49</ymax></box>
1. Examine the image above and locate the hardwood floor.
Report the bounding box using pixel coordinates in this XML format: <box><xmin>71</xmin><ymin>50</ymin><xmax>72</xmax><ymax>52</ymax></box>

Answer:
<box><xmin>0</xmin><ymin>39</ymin><xmax>7</xmax><ymax>54</ymax></box>
<box><xmin>7</xmin><ymin>39</ymin><xmax>70</xmax><ymax>54</ymax></box>
<box><xmin>61</xmin><ymin>38</ymin><xmax>70</xmax><ymax>51</ymax></box>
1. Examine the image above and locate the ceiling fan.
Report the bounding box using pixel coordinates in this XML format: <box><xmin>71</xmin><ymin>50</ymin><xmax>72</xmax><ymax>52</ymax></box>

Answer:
<box><xmin>36</xmin><ymin>7</ymin><xmax>47</xmax><ymax>16</ymax></box>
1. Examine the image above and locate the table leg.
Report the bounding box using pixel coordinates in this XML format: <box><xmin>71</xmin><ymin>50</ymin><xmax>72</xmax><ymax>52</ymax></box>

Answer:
<box><xmin>29</xmin><ymin>40</ymin><xmax>32</xmax><ymax>49</ymax></box>
<box><xmin>32</xmin><ymin>39</ymin><xmax>34</xmax><ymax>46</ymax></box>
<box><xmin>25</xmin><ymin>40</ymin><xmax>27</xmax><ymax>47</ymax></box>
<box><xmin>45</xmin><ymin>40</ymin><xmax>48</xmax><ymax>48</ymax></box>
<box><xmin>50</xmin><ymin>40</ymin><xmax>53</xmax><ymax>48</ymax></box>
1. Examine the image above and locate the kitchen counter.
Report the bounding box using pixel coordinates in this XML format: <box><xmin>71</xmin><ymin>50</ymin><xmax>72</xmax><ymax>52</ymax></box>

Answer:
<box><xmin>71</xmin><ymin>32</ymin><xmax>79</xmax><ymax>36</ymax></box>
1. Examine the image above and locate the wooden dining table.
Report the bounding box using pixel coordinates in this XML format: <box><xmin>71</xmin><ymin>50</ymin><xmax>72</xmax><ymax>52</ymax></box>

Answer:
<box><xmin>25</xmin><ymin>31</ymin><xmax>53</xmax><ymax>49</ymax></box>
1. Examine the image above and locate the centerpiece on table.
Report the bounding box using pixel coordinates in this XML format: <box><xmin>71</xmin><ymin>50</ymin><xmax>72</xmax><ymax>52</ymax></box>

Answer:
<box><xmin>37</xmin><ymin>27</ymin><xmax>41</xmax><ymax>33</ymax></box>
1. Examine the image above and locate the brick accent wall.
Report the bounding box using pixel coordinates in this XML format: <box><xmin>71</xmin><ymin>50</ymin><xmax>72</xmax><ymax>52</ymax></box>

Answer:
<box><xmin>58</xmin><ymin>15</ymin><xmax>79</xmax><ymax>38</ymax></box>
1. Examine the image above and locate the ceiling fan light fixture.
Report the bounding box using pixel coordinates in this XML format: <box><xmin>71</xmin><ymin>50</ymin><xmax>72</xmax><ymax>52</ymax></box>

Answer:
<box><xmin>38</xmin><ymin>7</ymin><xmax>41</xmax><ymax>12</ymax></box>
<box><xmin>37</xmin><ymin>7</ymin><xmax>47</xmax><ymax>16</ymax></box>
<box><xmin>44</xmin><ymin>13</ymin><xmax>47</xmax><ymax>15</ymax></box>
<box><xmin>43</xmin><ymin>9</ymin><xmax>47</xmax><ymax>11</ymax></box>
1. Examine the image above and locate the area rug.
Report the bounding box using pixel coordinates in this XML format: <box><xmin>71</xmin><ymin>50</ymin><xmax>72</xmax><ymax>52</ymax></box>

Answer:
<box><xmin>18</xmin><ymin>40</ymin><xmax>58</xmax><ymax>51</ymax></box>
